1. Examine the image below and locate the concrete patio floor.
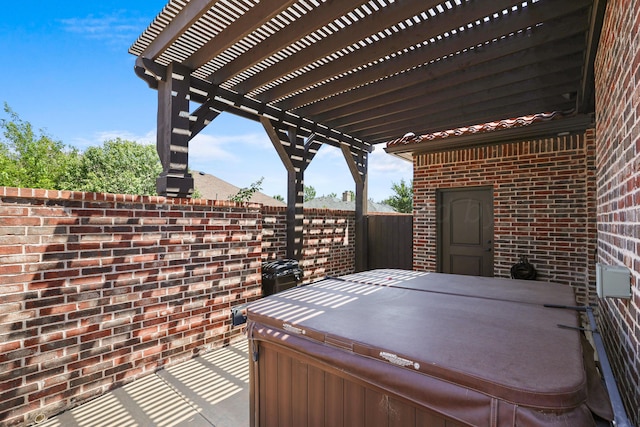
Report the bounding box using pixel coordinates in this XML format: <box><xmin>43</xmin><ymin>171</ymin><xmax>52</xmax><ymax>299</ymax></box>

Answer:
<box><xmin>40</xmin><ymin>339</ymin><xmax>250</xmax><ymax>427</ymax></box>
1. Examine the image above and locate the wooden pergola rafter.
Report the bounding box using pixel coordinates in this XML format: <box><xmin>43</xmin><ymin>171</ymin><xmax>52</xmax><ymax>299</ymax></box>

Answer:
<box><xmin>130</xmin><ymin>0</ymin><xmax>606</xmax><ymax>269</ymax></box>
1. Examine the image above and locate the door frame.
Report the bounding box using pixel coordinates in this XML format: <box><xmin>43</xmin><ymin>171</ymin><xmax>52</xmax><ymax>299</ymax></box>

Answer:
<box><xmin>436</xmin><ymin>186</ymin><xmax>494</xmax><ymax>275</ymax></box>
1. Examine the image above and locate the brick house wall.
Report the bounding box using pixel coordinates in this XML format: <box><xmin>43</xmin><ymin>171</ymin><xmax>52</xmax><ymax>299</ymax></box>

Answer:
<box><xmin>412</xmin><ymin>131</ymin><xmax>598</xmax><ymax>305</ymax></box>
<box><xmin>0</xmin><ymin>188</ymin><xmax>357</xmax><ymax>426</ymax></box>
<box><xmin>594</xmin><ymin>0</ymin><xmax>640</xmax><ymax>423</ymax></box>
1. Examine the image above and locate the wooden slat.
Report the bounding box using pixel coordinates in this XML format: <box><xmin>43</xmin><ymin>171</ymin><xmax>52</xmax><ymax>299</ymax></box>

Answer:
<box><xmin>307</xmin><ymin>366</ymin><xmax>325</xmax><ymax>427</ymax></box>
<box><xmin>233</xmin><ymin>0</ymin><xmax>443</xmax><ymax>94</ymax></box>
<box><xmin>337</xmin><ymin>65</ymin><xmax>584</xmax><ymax>134</ymax></box>
<box><xmin>324</xmin><ymin>373</ymin><xmax>344</xmax><ymax>427</ymax></box>
<box><xmin>389</xmin><ymin>397</ymin><xmax>416</xmax><ymax>427</ymax></box>
<box><xmin>141</xmin><ymin>0</ymin><xmax>215</xmax><ymax>60</ymax></box>
<box><xmin>364</xmin><ymin>389</ymin><xmax>388</xmax><ymax>427</ymax></box>
<box><xmin>344</xmin><ymin>381</ymin><xmax>365</xmax><ymax>427</ymax></box>
<box><xmin>185</xmin><ymin>0</ymin><xmax>298</xmax><ymax>70</ymax></box>
<box><xmin>291</xmin><ymin>359</ymin><xmax>309</xmax><ymax>427</ymax></box>
<box><xmin>277</xmin><ymin>353</ymin><xmax>293</xmax><ymax>427</ymax></box>
<box><xmin>206</xmin><ymin>0</ymin><xmax>366</xmax><ymax>84</ymax></box>
<box><xmin>275</xmin><ymin>4</ymin><xmax>589</xmax><ymax>113</ymax></box>
<box><xmin>301</xmin><ymin>33</ymin><xmax>586</xmax><ymax>121</ymax></box>
<box><xmin>258</xmin><ymin>0</ymin><xmax>521</xmax><ymax>102</ymax></box>
<box><xmin>261</xmin><ymin>345</ymin><xmax>279</xmax><ymax>426</ymax></box>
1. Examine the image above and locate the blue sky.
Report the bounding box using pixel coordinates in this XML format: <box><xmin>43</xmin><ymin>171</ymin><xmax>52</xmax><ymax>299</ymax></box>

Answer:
<box><xmin>0</xmin><ymin>1</ymin><xmax>412</xmax><ymax>202</ymax></box>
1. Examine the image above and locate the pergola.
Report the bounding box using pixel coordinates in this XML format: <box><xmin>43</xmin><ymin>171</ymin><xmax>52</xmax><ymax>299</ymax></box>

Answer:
<box><xmin>129</xmin><ymin>0</ymin><xmax>605</xmax><ymax>269</ymax></box>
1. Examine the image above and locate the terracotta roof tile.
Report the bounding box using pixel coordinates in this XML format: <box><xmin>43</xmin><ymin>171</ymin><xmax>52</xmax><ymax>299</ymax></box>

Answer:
<box><xmin>386</xmin><ymin>111</ymin><xmax>569</xmax><ymax>148</ymax></box>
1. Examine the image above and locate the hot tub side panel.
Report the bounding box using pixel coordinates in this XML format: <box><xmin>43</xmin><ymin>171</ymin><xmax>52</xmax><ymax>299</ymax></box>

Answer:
<box><xmin>248</xmin><ymin>324</ymin><xmax>595</xmax><ymax>427</ymax></box>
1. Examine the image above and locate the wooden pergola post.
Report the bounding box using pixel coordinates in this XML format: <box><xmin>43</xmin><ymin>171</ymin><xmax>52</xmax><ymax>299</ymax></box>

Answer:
<box><xmin>261</xmin><ymin>117</ymin><xmax>322</xmax><ymax>261</ymax></box>
<box><xmin>342</xmin><ymin>145</ymin><xmax>369</xmax><ymax>272</ymax></box>
<box><xmin>156</xmin><ymin>61</ymin><xmax>194</xmax><ymax>198</ymax></box>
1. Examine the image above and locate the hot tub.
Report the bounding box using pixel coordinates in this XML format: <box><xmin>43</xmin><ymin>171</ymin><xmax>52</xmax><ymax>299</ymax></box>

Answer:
<box><xmin>246</xmin><ymin>269</ymin><xmax>611</xmax><ymax>426</ymax></box>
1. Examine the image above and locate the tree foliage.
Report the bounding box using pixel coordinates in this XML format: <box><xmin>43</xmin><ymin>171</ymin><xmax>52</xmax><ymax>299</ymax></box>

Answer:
<box><xmin>382</xmin><ymin>179</ymin><xmax>413</xmax><ymax>213</ymax></box>
<box><xmin>229</xmin><ymin>177</ymin><xmax>264</xmax><ymax>203</ymax></box>
<box><xmin>0</xmin><ymin>103</ymin><xmax>78</xmax><ymax>189</ymax></box>
<box><xmin>1</xmin><ymin>104</ymin><xmax>162</xmax><ymax>196</ymax></box>
<box><xmin>61</xmin><ymin>138</ymin><xmax>162</xmax><ymax>196</ymax></box>
<box><xmin>304</xmin><ymin>185</ymin><xmax>316</xmax><ymax>202</ymax></box>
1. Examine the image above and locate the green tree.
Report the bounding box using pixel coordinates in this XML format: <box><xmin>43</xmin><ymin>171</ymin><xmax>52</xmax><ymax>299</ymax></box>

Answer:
<box><xmin>62</xmin><ymin>138</ymin><xmax>162</xmax><ymax>196</ymax></box>
<box><xmin>229</xmin><ymin>177</ymin><xmax>264</xmax><ymax>203</ymax></box>
<box><xmin>304</xmin><ymin>185</ymin><xmax>316</xmax><ymax>202</ymax></box>
<box><xmin>273</xmin><ymin>194</ymin><xmax>284</xmax><ymax>202</ymax></box>
<box><xmin>382</xmin><ymin>179</ymin><xmax>413</xmax><ymax>213</ymax></box>
<box><xmin>0</xmin><ymin>103</ymin><xmax>78</xmax><ymax>189</ymax></box>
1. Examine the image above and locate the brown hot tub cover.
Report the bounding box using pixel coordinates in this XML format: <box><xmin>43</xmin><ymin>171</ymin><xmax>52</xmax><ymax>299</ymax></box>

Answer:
<box><xmin>247</xmin><ymin>270</ymin><xmax>611</xmax><ymax>427</ymax></box>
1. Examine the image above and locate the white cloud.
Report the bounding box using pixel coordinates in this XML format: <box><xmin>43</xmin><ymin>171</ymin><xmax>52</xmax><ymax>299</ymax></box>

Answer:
<box><xmin>58</xmin><ymin>12</ymin><xmax>148</xmax><ymax>47</ymax></box>
<box><xmin>369</xmin><ymin>146</ymin><xmax>412</xmax><ymax>174</ymax></box>
<box><xmin>231</xmin><ymin>132</ymin><xmax>273</xmax><ymax>150</ymax></box>
<box><xmin>189</xmin><ymin>133</ymin><xmax>238</xmax><ymax>166</ymax></box>
<box><xmin>99</xmin><ymin>130</ymin><xmax>156</xmax><ymax>145</ymax></box>
<box><xmin>69</xmin><ymin>129</ymin><xmax>155</xmax><ymax>150</ymax></box>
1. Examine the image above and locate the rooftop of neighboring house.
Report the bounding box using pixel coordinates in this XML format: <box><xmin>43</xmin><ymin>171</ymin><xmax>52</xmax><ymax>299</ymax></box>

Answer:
<box><xmin>304</xmin><ymin>191</ymin><xmax>396</xmax><ymax>213</ymax></box>
<box><xmin>192</xmin><ymin>171</ymin><xmax>285</xmax><ymax>207</ymax></box>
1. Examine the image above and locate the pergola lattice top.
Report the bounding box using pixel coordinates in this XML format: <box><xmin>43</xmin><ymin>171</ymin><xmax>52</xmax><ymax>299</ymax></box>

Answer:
<box><xmin>129</xmin><ymin>0</ymin><xmax>604</xmax><ymax>147</ymax></box>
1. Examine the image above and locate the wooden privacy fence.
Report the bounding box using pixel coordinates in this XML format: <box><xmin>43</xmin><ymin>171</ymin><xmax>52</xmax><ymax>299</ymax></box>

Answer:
<box><xmin>365</xmin><ymin>214</ymin><xmax>413</xmax><ymax>270</ymax></box>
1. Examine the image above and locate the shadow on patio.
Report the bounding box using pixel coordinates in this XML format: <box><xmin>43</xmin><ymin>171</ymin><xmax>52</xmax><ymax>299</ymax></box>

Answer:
<box><xmin>40</xmin><ymin>340</ymin><xmax>249</xmax><ymax>427</ymax></box>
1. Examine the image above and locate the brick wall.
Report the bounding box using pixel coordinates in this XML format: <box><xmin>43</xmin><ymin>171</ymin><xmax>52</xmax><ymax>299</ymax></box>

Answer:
<box><xmin>261</xmin><ymin>206</ymin><xmax>356</xmax><ymax>281</ymax></box>
<box><xmin>412</xmin><ymin>131</ymin><xmax>597</xmax><ymax>305</ymax></box>
<box><xmin>594</xmin><ymin>0</ymin><xmax>640</xmax><ymax>423</ymax></box>
<box><xmin>301</xmin><ymin>209</ymin><xmax>355</xmax><ymax>279</ymax></box>
<box><xmin>0</xmin><ymin>188</ymin><xmax>357</xmax><ymax>426</ymax></box>
<box><xmin>0</xmin><ymin>188</ymin><xmax>263</xmax><ymax>426</ymax></box>
<box><xmin>261</xmin><ymin>206</ymin><xmax>287</xmax><ymax>262</ymax></box>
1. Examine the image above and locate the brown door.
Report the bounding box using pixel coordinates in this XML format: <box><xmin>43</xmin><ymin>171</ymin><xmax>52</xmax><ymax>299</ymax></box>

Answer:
<box><xmin>438</xmin><ymin>187</ymin><xmax>494</xmax><ymax>276</ymax></box>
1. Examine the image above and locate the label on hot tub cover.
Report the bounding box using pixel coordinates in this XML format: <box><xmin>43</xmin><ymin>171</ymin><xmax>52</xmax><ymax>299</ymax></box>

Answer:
<box><xmin>380</xmin><ymin>351</ymin><xmax>420</xmax><ymax>370</ymax></box>
<box><xmin>282</xmin><ymin>323</ymin><xmax>306</xmax><ymax>335</ymax></box>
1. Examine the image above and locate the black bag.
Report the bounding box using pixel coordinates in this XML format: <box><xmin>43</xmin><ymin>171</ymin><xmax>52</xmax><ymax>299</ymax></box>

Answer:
<box><xmin>510</xmin><ymin>255</ymin><xmax>537</xmax><ymax>280</ymax></box>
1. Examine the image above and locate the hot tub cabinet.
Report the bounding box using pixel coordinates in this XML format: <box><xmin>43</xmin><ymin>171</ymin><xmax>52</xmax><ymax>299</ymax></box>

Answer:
<box><xmin>246</xmin><ymin>270</ymin><xmax>611</xmax><ymax>427</ymax></box>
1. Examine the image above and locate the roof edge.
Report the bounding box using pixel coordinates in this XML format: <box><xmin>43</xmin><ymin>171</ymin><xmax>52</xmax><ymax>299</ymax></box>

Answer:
<box><xmin>384</xmin><ymin>113</ymin><xmax>594</xmax><ymax>160</ymax></box>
